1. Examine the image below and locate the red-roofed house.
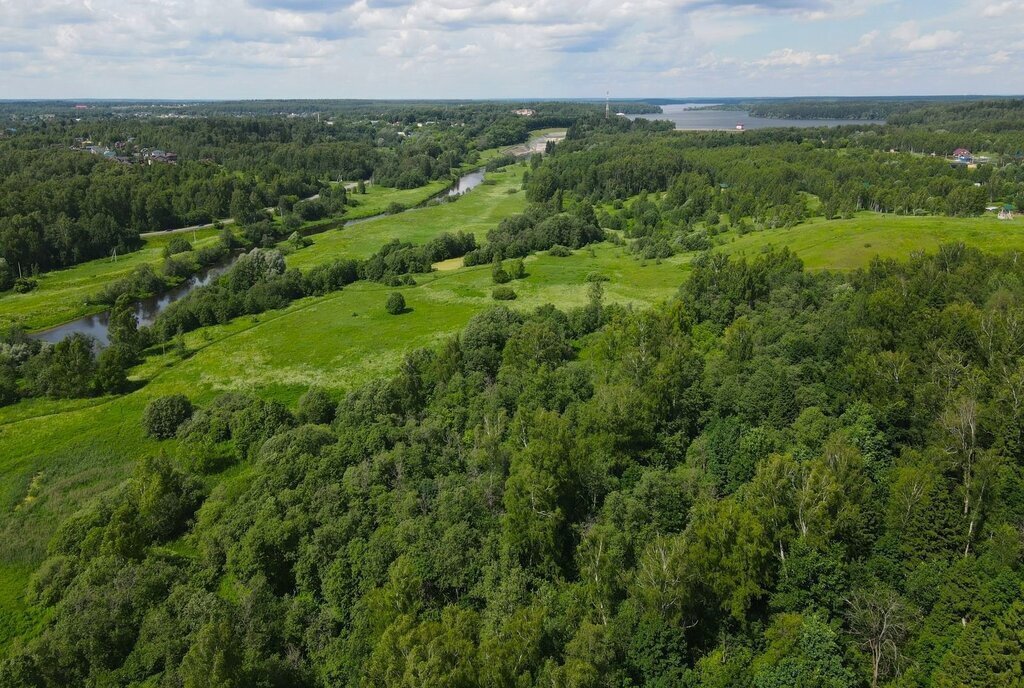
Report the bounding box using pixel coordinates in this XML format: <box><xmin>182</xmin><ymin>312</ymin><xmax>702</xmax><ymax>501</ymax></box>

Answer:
<box><xmin>953</xmin><ymin>148</ymin><xmax>973</xmax><ymax>162</ymax></box>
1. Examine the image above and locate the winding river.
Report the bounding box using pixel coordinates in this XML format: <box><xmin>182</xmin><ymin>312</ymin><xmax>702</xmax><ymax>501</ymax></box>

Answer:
<box><xmin>34</xmin><ymin>168</ymin><xmax>488</xmax><ymax>346</ymax></box>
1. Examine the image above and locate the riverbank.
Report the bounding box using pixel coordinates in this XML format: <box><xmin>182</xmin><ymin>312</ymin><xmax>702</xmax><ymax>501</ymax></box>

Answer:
<box><xmin>27</xmin><ymin>167</ymin><xmax>490</xmax><ymax>344</ymax></box>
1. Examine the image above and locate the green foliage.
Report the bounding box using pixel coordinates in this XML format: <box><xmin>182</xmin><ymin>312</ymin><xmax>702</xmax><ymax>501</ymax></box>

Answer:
<box><xmin>385</xmin><ymin>291</ymin><xmax>406</xmax><ymax>315</ymax></box>
<box><xmin>297</xmin><ymin>386</ymin><xmax>335</xmax><ymax>425</ymax></box>
<box><xmin>10</xmin><ymin>248</ymin><xmax>1024</xmax><ymax>685</ymax></box>
<box><xmin>492</xmin><ymin>286</ymin><xmax>517</xmax><ymax>300</ymax></box>
<box><xmin>142</xmin><ymin>394</ymin><xmax>194</xmax><ymax>439</ymax></box>
<box><xmin>492</xmin><ymin>259</ymin><xmax>511</xmax><ymax>284</ymax></box>
<box><xmin>11</xmin><ymin>100</ymin><xmax>1024</xmax><ymax>685</ymax></box>
<box><xmin>163</xmin><ymin>237</ymin><xmax>193</xmax><ymax>257</ymax></box>
<box><xmin>11</xmin><ymin>278</ymin><xmax>36</xmax><ymax>294</ymax></box>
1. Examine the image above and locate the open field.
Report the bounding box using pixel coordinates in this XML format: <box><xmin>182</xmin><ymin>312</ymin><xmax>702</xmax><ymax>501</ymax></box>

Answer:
<box><xmin>287</xmin><ymin>166</ymin><xmax>526</xmax><ymax>269</ymax></box>
<box><xmin>717</xmin><ymin>212</ymin><xmax>1024</xmax><ymax>269</ymax></box>
<box><xmin>341</xmin><ymin>179</ymin><xmax>454</xmax><ymax>220</ymax></box>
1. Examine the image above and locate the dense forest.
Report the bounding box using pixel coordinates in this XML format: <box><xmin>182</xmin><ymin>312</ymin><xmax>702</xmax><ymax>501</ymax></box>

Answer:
<box><xmin>526</xmin><ymin>126</ymin><xmax>1005</xmax><ymax>231</ymax></box>
<box><xmin>0</xmin><ymin>101</ymin><xmax>599</xmax><ymax>277</ymax></box>
<box><xmin>4</xmin><ymin>247</ymin><xmax>1024</xmax><ymax>686</ymax></box>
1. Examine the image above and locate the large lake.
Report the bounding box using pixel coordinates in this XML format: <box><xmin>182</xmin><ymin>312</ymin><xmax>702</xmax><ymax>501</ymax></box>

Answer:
<box><xmin>636</xmin><ymin>103</ymin><xmax>884</xmax><ymax>130</ymax></box>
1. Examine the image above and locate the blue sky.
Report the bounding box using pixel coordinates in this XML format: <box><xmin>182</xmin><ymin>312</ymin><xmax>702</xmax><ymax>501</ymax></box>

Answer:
<box><xmin>0</xmin><ymin>0</ymin><xmax>1021</xmax><ymax>99</ymax></box>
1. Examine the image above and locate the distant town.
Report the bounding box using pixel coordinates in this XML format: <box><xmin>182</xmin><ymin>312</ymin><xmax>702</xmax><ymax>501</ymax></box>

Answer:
<box><xmin>71</xmin><ymin>137</ymin><xmax>178</xmax><ymax>165</ymax></box>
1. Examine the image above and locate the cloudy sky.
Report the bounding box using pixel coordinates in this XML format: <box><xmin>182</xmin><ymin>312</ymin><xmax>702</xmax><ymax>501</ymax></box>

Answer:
<box><xmin>1</xmin><ymin>0</ymin><xmax>1021</xmax><ymax>99</ymax></box>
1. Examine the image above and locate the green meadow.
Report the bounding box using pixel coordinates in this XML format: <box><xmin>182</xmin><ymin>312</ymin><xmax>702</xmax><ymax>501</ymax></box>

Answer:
<box><xmin>287</xmin><ymin>166</ymin><xmax>527</xmax><ymax>268</ymax></box>
<box><xmin>340</xmin><ymin>178</ymin><xmax>453</xmax><ymax>220</ymax></box>
<box><xmin>718</xmin><ymin>212</ymin><xmax>1024</xmax><ymax>269</ymax></box>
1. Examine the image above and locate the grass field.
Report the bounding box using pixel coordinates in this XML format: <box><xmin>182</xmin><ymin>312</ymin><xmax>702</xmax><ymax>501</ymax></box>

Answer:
<box><xmin>717</xmin><ymin>212</ymin><xmax>1024</xmax><ymax>269</ymax></box>
<box><xmin>342</xmin><ymin>179</ymin><xmax>455</xmax><ymax>220</ymax></box>
<box><xmin>287</xmin><ymin>167</ymin><xmax>527</xmax><ymax>269</ymax></box>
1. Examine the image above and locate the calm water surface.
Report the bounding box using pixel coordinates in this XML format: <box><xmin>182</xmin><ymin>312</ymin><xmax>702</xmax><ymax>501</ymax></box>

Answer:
<box><xmin>637</xmin><ymin>103</ymin><xmax>884</xmax><ymax>130</ymax></box>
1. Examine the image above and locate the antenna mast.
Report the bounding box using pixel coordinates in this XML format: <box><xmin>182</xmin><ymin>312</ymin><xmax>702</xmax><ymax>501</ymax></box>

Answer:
<box><xmin>605</xmin><ymin>91</ymin><xmax>609</xmax><ymax>119</ymax></box>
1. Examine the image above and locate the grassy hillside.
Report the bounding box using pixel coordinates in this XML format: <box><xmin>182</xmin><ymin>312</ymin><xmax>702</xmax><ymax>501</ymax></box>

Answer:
<box><xmin>718</xmin><ymin>212</ymin><xmax>1024</xmax><ymax>269</ymax></box>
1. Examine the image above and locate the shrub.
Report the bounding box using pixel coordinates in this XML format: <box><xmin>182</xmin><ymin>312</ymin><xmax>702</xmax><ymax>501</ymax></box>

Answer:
<box><xmin>162</xmin><ymin>255</ymin><xmax>194</xmax><ymax>279</ymax></box>
<box><xmin>586</xmin><ymin>272</ymin><xmax>610</xmax><ymax>282</ymax></box>
<box><xmin>297</xmin><ymin>386</ymin><xmax>336</xmax><ymax>425</ymax></box>
<box><xmin>287</xmin><ymin>231</ymin><xmax>312</xmax><ymax>250</ymax></box>
<box><xmin>163</xmin><ymin>237</ymin><xmax>193</xmax><ymax>257</ymax></box>
<box><xmin>492</xmin><ymin>260</ymin><xmax>511</xmax><ymax>284</ymax></box>
<box><xmin>386</xmin><ymin>292</ymin><xmax>406</xmax><ymax>315</ymax></box>
<box><xmin>549</xmin><ymin>245</ymin><xmax>572</xmax><ymax>257</ymax></box>
<box><xmin>492</xmin><ymin>286</ymin><xmax>517</xmax><ymax>301</ymax></box>
<box><xmin>143</xmin><ymin>394</ymin><xmax>194</xmax><ymax>439</ymax></box>
<box><xmin>385</xmin><ymin>202</ymin><xmax>406</xmax><ymax>215</ymax></box>
<box><xmin>92</xmin><ymin>264</ymin><xmax>165</xmax><ymax>305</ymax></box>
<box><xmin>509</xmin><ymin>258</ymin><xmax>526</xmax><ymax>279</ymax></box>
<box><xmin>13</xmin><ymin>278</ymin><xmax>37</xmax><ymax>294</ymax></box>
<box><xmin>195</xmin><ymin>244</ymin><xmax>228</xmax><ymax>266</ymax></box>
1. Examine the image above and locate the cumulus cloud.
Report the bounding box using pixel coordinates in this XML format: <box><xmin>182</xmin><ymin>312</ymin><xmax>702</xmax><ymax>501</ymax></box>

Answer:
<box><xmin>981</xmin><ymin>1</ymin><xmax>1023</xmax><ymax>17</ymax></box>
<box><xmin>753</xmin><ymin>48</ymin><xmax>840</xmax><ymax>67</ymax></box>
<box><xmin>0</xmin><ymin>0</ymin><xmax>1016</xmax><ymax>98</ymax></box>
<box><xmin>891</xmin><ymin>22</ymin><xmax>962</xmax><ymax>52</ymax></box>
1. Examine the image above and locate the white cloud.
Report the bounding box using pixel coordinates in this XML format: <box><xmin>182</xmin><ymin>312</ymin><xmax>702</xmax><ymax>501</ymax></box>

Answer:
<box><xmin>891</xmin><ymin>22</ymin><xmax>962</xmax><ymax>52</ymax></box>
<box><xmin>753</xmin><ymin>47</ymin><xmax>840</xmax><ymax>67</ymax></box>
<box><xmin>0</xmin><ymin>0</ymin><xmax>1017</xmax><ymax>98</ymax></box>
<box><xmin>981</xmin><ymin>1</ymin><xmax>1023</xmax><ymax>17</ymax></box>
